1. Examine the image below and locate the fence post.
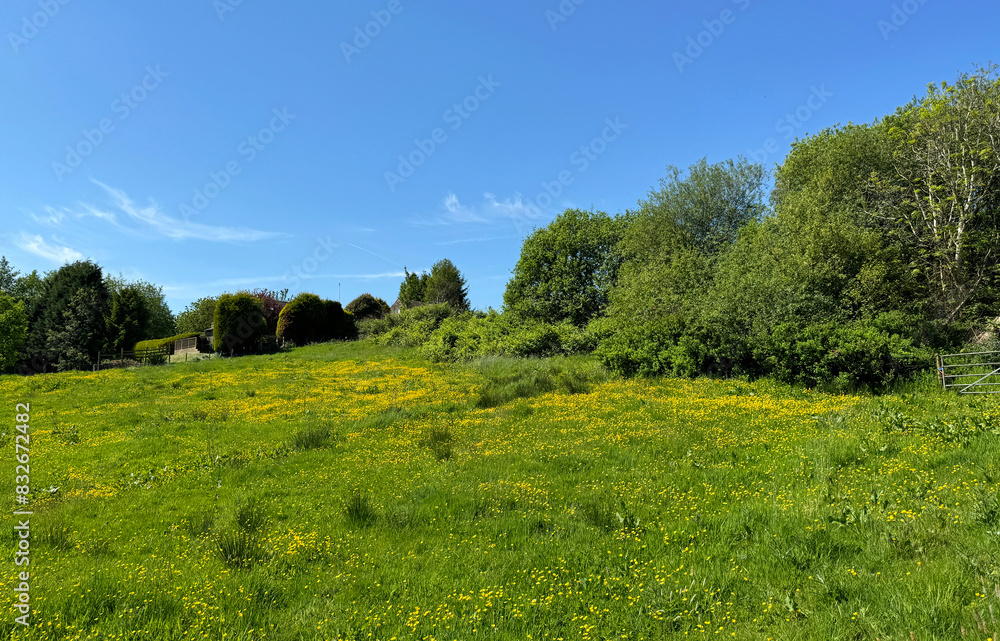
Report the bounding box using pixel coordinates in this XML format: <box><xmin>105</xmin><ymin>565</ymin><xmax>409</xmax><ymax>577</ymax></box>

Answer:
<box><xmin>936</xmin><ymin>354</ymin><xmax>943</xmax><ymax>389</ymax></box>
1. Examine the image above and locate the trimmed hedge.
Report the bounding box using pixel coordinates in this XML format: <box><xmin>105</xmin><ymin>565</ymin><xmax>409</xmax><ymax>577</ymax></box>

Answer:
<box><xmin>214</xmin><ymin>293</ymin><xmax>267</xmax><ymax>354</ymax></box>
<box><xmin>134</xmin><ymin>332</ymin><xmax>201</xmax><ymax>355</ymax></box>
<box><xmin>277</xmin><ymin>293</ymin><xmax>326</xmax><ymax>345</ymax></box>
<box><xmin>345</xmin><ymin>293</ymin><xmax>390</xmax><ymax>321</ymax></box>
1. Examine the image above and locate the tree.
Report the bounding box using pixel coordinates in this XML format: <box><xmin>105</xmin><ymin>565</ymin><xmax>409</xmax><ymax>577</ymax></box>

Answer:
<box><xmin>323</xmin><ymin>299</ymin><xmax>353</xmax><ymax>340</ymax></box>
<box><xmin>424</xmin><ymin>259</ymin><xmax>470</xmax><ymax>311</ymax></box>
<box><xmin>21</xmin><ymin>261</ymin><xmax>108</xmax><ymax>372</ymax></box>
<box><xmin>213</xmin><ymin>293</ymin><xmax>267</xmax><ymax>355</ymax></box>
<box><xmin>0</xmin><ymin>294</ymin><xmax>28</xmax><ymax>373</ymax></box>
<box><xmin>104</xmin><ymin>286</ymin><xmax>149</xmax><ymax>354</ymax></box>
<box><xmin>398</xmin><ymin>268</ymin><xmax>429</xmax><ymax>309</ymax></box>
<box><xmin>48</xmin><ymin>287</ymin><xmax>106</xmax><ymax>371</ymax></box>
<box><xmin>276</xmin><ymin>293</ymin><xmax>325</xmax><ymax>345</ymax></box>
<box><xmin>504</xmin><ymin>209</ymin><xmax>627</xmax><ymax>326</ymax></box>
<box><xmin>177</xmin><ymin>296</ymin><xmax>219</xmax><ymax>334</ymax></box>
<box><xmin>345</xmin><ymin>293</ymin><xmax>390</xmax><ymax>321</ymax></box>
<box><xmin>871</xmin><ymin>64</ymin><xmax>1000</xmax><ymax>323</ymax></box>
<box><xmin>0</xmin><ymin>257</ymin><xmax>18</xmax><ymax>296</ymax></box>
<box><xmin>105</xmin><ymin>275</ymin><xmax>176</xmax><ymax>340</ymax></box>
<box><xmin>622</xmin><ymin>157</ymin><xmax>768</xmax><ymax>263</ymax></box>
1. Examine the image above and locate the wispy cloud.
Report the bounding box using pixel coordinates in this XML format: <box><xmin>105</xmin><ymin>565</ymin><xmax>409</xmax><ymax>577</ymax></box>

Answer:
<box><xmin>90</xmin><ymin>181</ymin><xmax>281</xmax><ymax>242</ymax></box>
<box><xmin>161</xmin><ymin>272</ymin><xmax>406</xmax><ymax>292</ymax></box>
<box><xmin>30</xmin><ymin>207</ymin><xmax>69</xmax><ymax>226</ymax></box>
<box><xmin>412</xmin><ymin>192</ymin><xmax>545</xmax><ymax>230</ymax></box>
<box><xmin>16</xmin><ymin>232</ymin><xmax>84</xmax><ymax>264</ymax></box>
<box><xmin>435</xmin><ymin>235</ymin><xmax>514</xmax><ymax>246</ymax></box>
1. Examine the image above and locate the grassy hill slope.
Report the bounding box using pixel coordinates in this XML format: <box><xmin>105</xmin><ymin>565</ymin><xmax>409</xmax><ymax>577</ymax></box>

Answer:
<box><xmin>2</xmin><ymin>343</ymin><xmax>999</xmax><ymax>640</ymax></box>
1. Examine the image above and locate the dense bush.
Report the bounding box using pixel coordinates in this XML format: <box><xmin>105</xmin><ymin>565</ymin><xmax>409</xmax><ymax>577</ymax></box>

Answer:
<box><xmin>369</xmin><ymin>304</ymin><xmax>455</xmax><ymax>348</ymax></box>
<box><xmin>277</xmin><ymin>293</ymin><xmax>326</xmax><ymax>345</ymax></box>
<box><xmin>213</xmin><ymin>293</ymin><xmax>267</xmax><ymax>354</ymax></box>
<box><xmin>323</xmin><ymin>300</ymin><xmax>355</xmax><ymax>340</ymax></box>
<box><xmin>345</xmin><ymin>293</ymin><xmax>390</xmax><ymax>321</ymax></box>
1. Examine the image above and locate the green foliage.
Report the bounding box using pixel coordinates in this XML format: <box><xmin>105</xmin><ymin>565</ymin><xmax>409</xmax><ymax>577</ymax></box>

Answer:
<box><xmin>277</xmin><ymin>293</ymin><xmax>326</xmax><ymax>345</ymax></box>
<box><xmin>345</xmin><ymin>293</ymin><xmax>390</xmax><ymax>321</ymax></box>
<box><xmin>177</xmin><ymin>296</ymin><xmax>218</xmax><ymax>335</ymax></box>
<box><xmin>48</xmin><ymin>286</ymin><xmax>107</xmax><ymax>372</ymax></box>
<box><xmin>0</xmin><ymin>293</ymin><xmax>27</xmax><ymax>373</ymax></box>
<box><xmin>423</xmin><ymin>259</ymin><xmax>470</xmax><ymax>311</ymax></box>
<box><xmin>21</xmin><ymin>260</ymin><xmax>108</xmax><ymax>372</ymax></box>
<box><xmin>398</xmin><ymin>268</ymin><xmax>429</xmax><ymax>309</ymax></box>
<box><xmin>621</xmin><ymin>156</ymin><xmax>768</xmax><ymax>262</ymax></box>
<box><xmin>870</xmin><ymin>64</ymin><xmax>1000</xmax><ymax>324</ymax></box>
<box><xmin>368</xmin><ymin>304</ymin><xmax>456</xmax><ymax>348</ymax></box>
<box><xmin>104</xmin><ymin>286</ymin><xmax>149</xmax><ymax>354</ymax></box>
<box><xmin>105</xmin><ymin>275</ymin><xmax>176</xmax><ymax>340</ymax></box>
<box><xmin>323</xmin><ymin>299</ymin><xmax>354</xmax><ymax>340</ymax></box>
<box><xmin>504</xmin><ymin>209</ymin><xmax>627</xmax><ymax>326</ymax></box>
<box><xmin>213</xmin><ymin>293</ymin><xmax>267</xmax><ymax>354</ymax></box>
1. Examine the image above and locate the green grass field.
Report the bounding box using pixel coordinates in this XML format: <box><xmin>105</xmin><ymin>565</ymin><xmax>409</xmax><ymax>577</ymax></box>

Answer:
<box><xmin>2</xmin><ymin>342</ymin><xmax>1000</xmax><ymax>640</ymax></box>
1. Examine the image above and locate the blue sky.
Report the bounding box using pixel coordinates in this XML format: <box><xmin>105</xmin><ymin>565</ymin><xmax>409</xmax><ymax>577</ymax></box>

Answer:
<box><xmin>1</xmin><ymin>0</ymin><xmax>997</xmax><ymax>314</ymax></box>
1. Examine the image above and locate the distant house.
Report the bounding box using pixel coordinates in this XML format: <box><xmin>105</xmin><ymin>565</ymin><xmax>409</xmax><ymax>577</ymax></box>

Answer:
<box><xmin>390</xmin><ymin>299</ymin><xmax>403</xmax><ymax>315</ymax></box>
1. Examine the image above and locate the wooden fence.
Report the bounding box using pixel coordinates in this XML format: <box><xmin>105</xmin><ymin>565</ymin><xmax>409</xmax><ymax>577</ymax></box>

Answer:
<box><xmin>938</xmin><ymin>350</ymin><xmax>1000</xmax><ymax>394</ymax></box>
<box><xmin>94</xmin><ymin>347</ymin><xmax>171</xmax><ymax>371</ymax></box>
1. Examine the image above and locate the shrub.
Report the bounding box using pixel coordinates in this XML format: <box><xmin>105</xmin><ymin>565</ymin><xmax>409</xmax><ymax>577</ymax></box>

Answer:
<box><xmin>372</xmin><ymin>304</ymin><xmax>455</xmax><ymax>348</ymax></box>
<box><xmin>276</xmin><ymin>293</ymin><xmax>325</xmax><ymax>345</ymax></box>
<box><xmin>213</xmin><ymin>293</ymin><xmax>267</xmax><ymax>354</ymax></box>
<box><xmin>323</xmin><ymin>299</ymin><xmax>354</xmax><ymax>340</ymax></box>
<box><xmin>345</xmin><ymin>293</ymin><xmax>390</xmax><ymax>321</ymax></box>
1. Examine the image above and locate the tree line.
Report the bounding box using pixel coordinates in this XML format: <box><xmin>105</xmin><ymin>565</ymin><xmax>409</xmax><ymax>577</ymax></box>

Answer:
<box><xmin>2</xmin><ymin>65</ymin><xmax>997</xmax><ymax>389</ymax></box>
<box><xmin>371</xmin><ymin>65</ymin><xmax>1000</xmax><ymax>390</ymax></box>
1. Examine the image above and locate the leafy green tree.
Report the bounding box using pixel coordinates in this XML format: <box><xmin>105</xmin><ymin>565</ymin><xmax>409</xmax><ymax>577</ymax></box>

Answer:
<box><xmin>345</xmin><ymin>293</ymin><xmax>390</xmax><ymax>321</ymax></box>
<box><xmin>621</xmin><ymin>157</ymin><xmax>768</xmax><ymax>263</ymax></box>
<box><xmin>0</xmin><ymin>257</ymin><xmax>18</xmax><ymax>296</ymax></box>
<box><xmin>424</xmin><ymin>259</ymin><xmax>469</xmax><ymax>311</ymax></box>
<box><xmin>213</xmin><ymin>293</ymin><xmax>267</xmax><ymax>354</ymax></box>
<box><xmin>177</xmin><ymin>296</ymin><xmax>218</xmax><ymax>334</ymax></box>
<box><xmin>105</xmin><ymin>275</ymin><xmax>176</xmax><ymax>340</ymax></box>
<box><xmin>871</xmin><ymin>64</ymin><xmax>1000</xmax><ymax>323</ymax></box>
<box><xmin>398</xmin><ymin>268</ymin><xmax>429</xmax><ymax>309</ymax></box>
<box><xmin>104</xmin><ymin>286</ymin><xmax>149</xmax><ymax>354</ymax></box>
<box><xmin>609</xmin><ymin>158</ymin><xmax>767</xmax><ymax>327</ymax></box>
<box><xmin>48</xmin><ymin>287</ymin><xmax>106</xmax><ymax>371</ymax></box>
<box><xmin>277</xmin><ymin>293</ymin><xmax>326</xmax><ymax>345</ymax></box>
<box><xmin>504</xmin><ymin>209</ymin><xmax>627</xmax><ymax>326</ymax></box>
<box><xmin>21</xmin><ymin>261</ymin><xmax>108</xmax><ymax>372</ymax></box>
<box><xmin>0</xmin><ymin>294</ymin><xmax>28</xmax><ymax>373</ymax></box>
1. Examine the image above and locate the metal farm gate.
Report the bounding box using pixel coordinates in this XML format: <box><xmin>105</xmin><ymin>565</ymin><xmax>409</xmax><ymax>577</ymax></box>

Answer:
<box><xmin>938</xmin><ymin>351</ymin><xmax>1000</xmax><ymax>394</ymax></box>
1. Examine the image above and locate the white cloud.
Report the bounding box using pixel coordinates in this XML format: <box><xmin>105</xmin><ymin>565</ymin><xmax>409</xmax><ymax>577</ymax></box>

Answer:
<box><xmin>30</xmin><ymin>207</ymin><xmax>69</xmax><ymax>226</ymax></box>
<box><xmin>90</xmin><ymin>181</ymin><xmax>281</xmax><ymax>242</ymax></box>
<box><xmin>412</xmin><ymin>192</ymin><xmax>546</xmax><ymax>230</ymax></box>
<box><xmin>15</xmin><ymin>232</ymin><xmax>84</xmax><ymax>264</ymax></box>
